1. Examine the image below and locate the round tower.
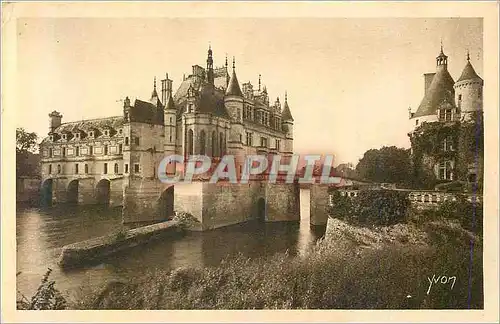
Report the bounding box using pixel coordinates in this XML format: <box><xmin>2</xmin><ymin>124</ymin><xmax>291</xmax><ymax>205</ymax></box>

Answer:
<box><xmin>454</xmin><ymin>51</ymin><xmax>483</xmax><ymax>120</ymax></box>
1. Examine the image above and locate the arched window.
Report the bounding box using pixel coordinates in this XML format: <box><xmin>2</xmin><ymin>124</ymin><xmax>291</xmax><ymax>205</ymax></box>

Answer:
<box><xmin>187</xmin><ymin>129</ymin><xmax>194</xmax><ymax>156</ymax></box>
<box><xmin>199</xmin><ymin>130</ymin><xmax>206</xmax><ymax>155</ymax></box>
<box><xmin>211</xmin><ymin>131</ymin><xmax>217</xmax><ymax>157</ymax></box>
<box><xmin>114</xmin><ymin>163</ymin><xmax>119</xmax><ymax>174</ymax></box>
<box><xmin>57</xmin><ymin>164</ymin><xmax>61</xmax><ymax>174</ymax></box>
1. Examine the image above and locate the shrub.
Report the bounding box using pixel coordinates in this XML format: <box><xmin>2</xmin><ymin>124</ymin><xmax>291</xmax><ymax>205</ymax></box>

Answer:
<box><xmin>329</xmin><ymin>189</ymin><xmax>411</xmax><ymax>226</ymax></box>
<box><xmin>17</xmin><ymin>268</ymin><xmax>67</xmax><ymax>310</ymax></box>
<box><xmin>435</xmin><ymin>195</ymin><xmax>483</xmax><ymax>234</ymax></box>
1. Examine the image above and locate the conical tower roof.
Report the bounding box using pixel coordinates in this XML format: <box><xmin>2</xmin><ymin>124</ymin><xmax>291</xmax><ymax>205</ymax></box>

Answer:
<box><xmin>282</xmin><ymin>92</ymin><xmax>294</xmax><ymax>121</ymax></box>
<box><xmin>413</xmin><ymin>49</ymin><xmax>455</xmax><ymax>118</ymax></box>
<box><xmin>225</xmin><ymin>65</ymin><xmax>243</xmax><ymax>97</ymax></box>
<box><xmin>457</xmin><ymin>58</ymin><xmax>482</xmax><ymax>82</ymax></box>
<box><xmin>165</xmin><ymin>94</ymin><xmax>176</xmax><ymax>110</ymax></box>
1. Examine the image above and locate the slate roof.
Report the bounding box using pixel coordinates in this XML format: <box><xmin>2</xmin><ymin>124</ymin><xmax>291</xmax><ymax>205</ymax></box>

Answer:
<box><xmin>53</xmin><ymin>116</ymin><xmax>124</xmax><ymax>133</ymax></box>
<box><xmin>413</xmin><ymin>68</ymin><xmax>455</xmax><ymax>118</ymax></box>
<box><xmin>173</xmin><ymin>77</ymin><xmax>230</xmax><ymax>118</ymax></box>
<box><xmin>457</xmin><ymin>61</ymin><xmax>482</xmax><ymax>83</ymax></box>
<box><xmin>225</xmin><ymin>69</ymin><xmax>243</xmax><ymax>97</ymax></box>
<box><xmin>129</xmin><ymin>99</ymin><xmax>164</xmax><ymax>125</ymax></box>
<box><xmin>281</xmin><ymin>100</ymin><xmax>294</xmax><ymax>121</ymax></box>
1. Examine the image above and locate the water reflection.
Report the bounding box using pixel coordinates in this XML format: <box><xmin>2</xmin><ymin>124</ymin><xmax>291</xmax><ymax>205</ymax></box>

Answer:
<box><xmin>16</xmin><ymin>189</ymin><xmax>325</xmax><ymax>300</ymax></box>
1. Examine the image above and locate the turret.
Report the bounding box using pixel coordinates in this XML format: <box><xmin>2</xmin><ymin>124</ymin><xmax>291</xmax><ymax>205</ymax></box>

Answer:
<box><xmin>281</xmin><ymin>92</ymin><xmax>294</xmax><ymax>154</ymax></box>
<box><xmin>48</xmin><ymin>111</ymin><xmax>62</xmax><ymax>134</ymax></box>
<box><xmin>207</xmin><ymin>45</ymin><xmax>214</xmax><ymax>85</ymax></box>
<box><xmin>163</xmin><ymin>73</ymin><xmax>177</xmax><ymax>155</ymax></box>
<box><xmin>454</xmin><ymin>50</ymin><xmax>483</xmax><ymax>120</ymax></box>
<box><xmin>225</xmin><ymin>56</ymin><xmax>244</xmax><ymax>123</ymax></box>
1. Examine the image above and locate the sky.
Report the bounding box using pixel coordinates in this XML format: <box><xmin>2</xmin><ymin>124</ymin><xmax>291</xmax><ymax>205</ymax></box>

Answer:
<box><xmin>16</xmin><ymin>18</ymin><xmax>483</xmax><ymax>166</ymax></box>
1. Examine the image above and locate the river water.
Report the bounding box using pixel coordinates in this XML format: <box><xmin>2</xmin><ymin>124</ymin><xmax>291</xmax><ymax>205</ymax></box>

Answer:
<box><xmin>16</xmin><ymin>189</ymin><xmax>324</xmax><ymax>301</ymax></box>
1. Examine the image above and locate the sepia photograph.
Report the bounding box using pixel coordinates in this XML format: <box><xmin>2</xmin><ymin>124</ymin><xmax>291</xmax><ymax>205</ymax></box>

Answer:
<box><xmin>2</xmin><ymin>1</ymin><xmax>499</xmax><ymax>323</ymax></box>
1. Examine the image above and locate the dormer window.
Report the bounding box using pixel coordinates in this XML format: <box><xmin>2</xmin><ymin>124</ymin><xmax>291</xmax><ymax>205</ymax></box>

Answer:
<box><xmin>89</xmin><ymin>131</ymin><xmax>94</xmax><ymax>138</ymax></box>
<box><xmin>104</xmin><ymin>130</ymin><xmax>109</xmax><ymax>137</ymax></box>
<box><xmin>62</xmin><ymin>134</ymin><xmax>67</xmax><ymax>140</ymax></box>
<box><xmin>119</xmin><ymin>129</ymin><xmax>123</xmax><ymax>135</ymax></box>
<box><xmin>75</xmin><ymin>133</ymin><xmax>80</xmax><ymax>140</ymax></box>
<box><xmin>49</xmin><ymin>135</ymin><xmax>54</xmax><ymax>142</ymax></box>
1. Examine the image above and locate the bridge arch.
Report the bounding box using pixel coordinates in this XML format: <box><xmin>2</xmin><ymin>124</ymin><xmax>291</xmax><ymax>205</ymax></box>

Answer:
<box><xmin>67</xmin><ymin>179</ymin><xmax>79</xmax><ymax>204</ymax></box>
<box><xmin>41</xmin><ymin>179</ymin><xmax>53</xmax><ymax>206</ymax></box>
<box><xmin>96</xmin><ymin>179</ymin><xmax>111</xmax><ymax>205</ymax></box>
<box><xmin>158</xmin><ymin>186</ymin><xmax>175</xmax><ymax>219</ymax></box>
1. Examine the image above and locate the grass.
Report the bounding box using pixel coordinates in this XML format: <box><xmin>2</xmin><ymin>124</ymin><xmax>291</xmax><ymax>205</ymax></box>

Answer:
<box><xmin>71</xmin><ymin>218</ymin><xmax>483</xmax><ymax>310</ymax></box>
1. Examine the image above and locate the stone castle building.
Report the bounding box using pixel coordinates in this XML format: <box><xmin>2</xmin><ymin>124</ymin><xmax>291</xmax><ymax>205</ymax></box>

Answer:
<box><xmin>408</xmin><ymin>45</ymin><xmax>484</xmax><ymax>187</ymax></box>
<box><xmin>39</xmin><ymin>46</ymin><xmax>302</xmax><ymax>229</ymax></box>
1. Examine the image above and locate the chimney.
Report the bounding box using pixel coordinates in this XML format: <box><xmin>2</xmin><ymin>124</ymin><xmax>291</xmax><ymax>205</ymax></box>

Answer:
<box><xmin>161</xmin><ymin>79</ymin><xmax>167</xmax><ymax>104</ymax></box>
<box><xmin>424</xmin><ymin>73</ymin><xmax>436</xmax><ymax>95</ymax></box>
<box><xmin>48</xmin><ymin>111</ymin><xmax>62</xmax><ymax>134</ymax></box>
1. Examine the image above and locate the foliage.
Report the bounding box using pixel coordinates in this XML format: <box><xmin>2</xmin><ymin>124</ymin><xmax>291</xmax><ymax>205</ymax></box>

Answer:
<box><xmin>329</xmin><ymin>189</ymin><xmax>411</xmax><ymax>226</ymax></box>
<box><xmin>355</xmin><ymin>146</ymin><xmax>412</xmax><ymax>185</ymax></box>
<box><xmin>16</xmin><ymin>128</ymin><xmax>40</xmax><ymax>177</ymax></box>
<box><xmin>173</xmin><ymin>211</ymin><xmax>200</xmax><ymax>229</ymax></box>
<box><xmin>16</xmin><ymin>128</ymin><xmax>38</xmax><ymax>154</ymax></box>
<box><xmin>74</xmin><ymin>220</ymin><xmax>482</xmax><ymax>310</ymax></box>
<box><xmin>17</xmin><ymin>268</ymin><xmax>67</xmax><ymax>310</ymax></box>
<box><xmin>434</xmin><ymin>195</ymin><xmax>483</xmax><ymax>234</ymax></box>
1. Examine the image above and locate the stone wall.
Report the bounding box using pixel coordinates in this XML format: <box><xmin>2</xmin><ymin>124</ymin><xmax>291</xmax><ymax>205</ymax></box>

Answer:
<box><xmin>122</xmin><ymin>176</ymin><xmax>171</xmax><ymax>224</ymax></box>
<box><xmin>309</xmin><ymin>185</ymin><xmax>329</xmax><ymax>226</ymax></box>
<box><xmin>264</xmin><ymin>182</ymin><xmax>300</xmax><ymax>222</ymax></box>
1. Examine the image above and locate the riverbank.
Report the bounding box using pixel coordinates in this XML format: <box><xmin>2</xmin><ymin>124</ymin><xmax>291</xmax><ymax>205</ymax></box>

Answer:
<box><xmin>70</xmin><ymin>217</ymin><xmax>482</xmax><ymax>309</ymax></box>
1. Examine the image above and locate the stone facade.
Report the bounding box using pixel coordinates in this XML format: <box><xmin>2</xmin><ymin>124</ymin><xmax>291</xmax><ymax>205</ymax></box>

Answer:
<box><xmin>39</xmin><ymin>46</ymin><xmax>301</xmax><ymax>230</ymax></box>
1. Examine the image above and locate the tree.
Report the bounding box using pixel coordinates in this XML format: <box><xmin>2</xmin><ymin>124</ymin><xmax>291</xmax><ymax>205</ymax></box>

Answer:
<box><xmin>16</xmin><ymin>128</ymin><xmax>40</xmax><ymax>177</ymax></box>
<box><xmin>16</xmin><ymin>128</ymin><xmax>38</xmax><ymax>154</ymax></box>
<box><xmin>355</xmin><ymin>146</ymin><xmax>412</xmax><ymax>185</ymax></box>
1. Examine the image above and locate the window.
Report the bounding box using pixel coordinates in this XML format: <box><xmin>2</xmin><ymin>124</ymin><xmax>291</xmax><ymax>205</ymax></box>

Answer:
<box><xmin>134</xmin><ymin>164</ymin><xmax>140</xmax><ymax>173</ymax></box>
<box><xmin>443</xmin><ymin>136</ymin><xmax>454</xmax><ymax>151</ymax></box>
<box><xmin>415</xmin><ymin>119</ymin><xmax>419</xmax><ymax>126</ymax></box>
<box><xmin>49</xmin><ymin>135</ymin><xmax>54</xmax><ymax>142</ymax></box>
<box><xmin>84</xmin><ymin>164</ymin><xmax>88</xmax><ymax>174</ymax></box>
<box><xmin>104</xmin><ymin>130</ymin><xmax>109</xmax><ymax>136</ymax></box>
<box><xmin>246</xmin><ymin>132</ymin><xmax>253</xmax><ymax>146</ymax></box>
<box><xmin>75</xmin><ymin>133</ymin><xmax>80</xmax><ymax>139</ymax></box>
<box><xmin>260</xmin><ymin>137</ymin><xmax>268</xmax><ymax>148</ymax></box>
<box><xmin>62</xmin><ymin>134</ymin><xmax>67</xmax><ymax>140</ymax></box>
<box><xmin>75</xmin><ymin>164</ymin><xmax>79</xmax><ymax>174</ymax></box>
<box><xmin>438</xmin><ymin>161</ymin><xmax>453</xmax><ymax>180</ymax></box>
<box><xmin>237</xmin><ymin>108</ymin><xmax>241</xmax><ymax>120</ymax></box>
<box><xmin>119</xmin><ymin>144</ymin><xmax>123</xmax><ymax>154</ymax></box>
<box><xmin>89</xmin><ymin>131</ymin><xmax>94</xmax><ymax>138</ymax></box>
<box><xmin>239</xmin><ymin>134</ymin><xmax>242</xmax><ymax>143</ymax></box>
<box><xmin>199</xmin><ymin>130</ymin><xmax>206</xmax><ymax>155</ymax></box>
<box><xmin>276</xmin><ymin>139</ymin><xmax>281</xmax><ymax>151</ymax></box>
<box><xmin>170</xmin><ymin>117</ymin><xmax>173</xmax><ymax>124</ymax></box>
<box><xmin>125</xmin><ymin>137</ymin><xmax>129</xmax><ymax>145</ymax></box>
<box><xmin>119</xmin><ymin>129</ymin><xmax>123</xmax><ymax>135</ymax></box>
<box><xmin>114</xmin><ymin>163</ymin><xmax>119</xmax><ymax>174</ymax></box>
<box><xmin>439</xmin><ymin>109</ymin><xmax>452</xmax><ymax>122</ymax></box>
<box><xmin>48</xmin><ymin>164</ymin><xmax>52</xmax><ymax>174</ymax></box>
<box><xmin>49</xmin><ymin>148</ymin><xmax>53</xmax><ymax>157</ymax></box>
<box><xmin>62</xmin><ymin>147</ymin><xmax>66</xmax><ymax>157</ymax></box>
<box><xmin>57</xmin><ymin>164</ymin><xmax>61</xmax><ymax>174</ymax></box>
<box><xmin>104</xmin><ymin>163</ymin><xmax>108</xmax><ymax>174</ymax></box>
<box><xmin>134</xmin><ymin>137</ymin><xmax>140</xmax><ymax>145</ymax></box>
<box><xmin>76</xmin><ymin>146</ymin><xmax>80</xmax><ymax>156</ymax></box>
<box><xmin>125</xmin><ymin>164</ymin><xmax>129</xmax><ymax>173</ymax></box>
<box><xmin>89</xmin><ymin>146</ymin><xmax>93</xmax><ymax>155</ymax></box>
<box><xmin>104</xmin><ymin>145</ymin><xmax>108</xmax><ymax>155</ymax></box>
<box><xmin>458</xmin><ymin>94</ymin><xmax>462</xmax><ymax>101</ymax></box>
<box><xmin>478</xmin><ymin>88</ymin><xmax>482</xmax><ymax>98</ymax></box>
